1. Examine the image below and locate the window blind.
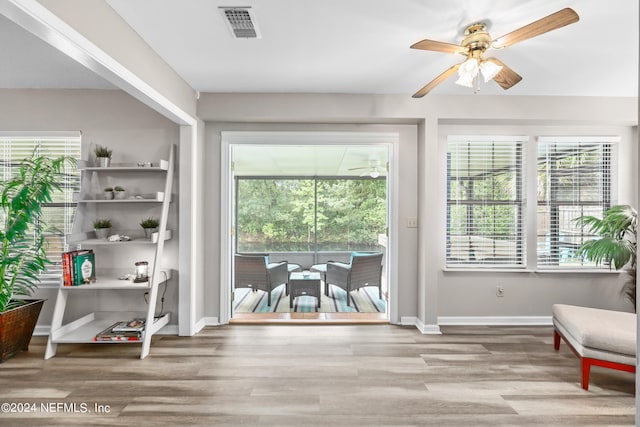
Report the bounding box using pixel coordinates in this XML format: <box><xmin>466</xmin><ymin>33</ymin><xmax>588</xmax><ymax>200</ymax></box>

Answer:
<box><xmin>446</xmin><ymin>136</ymin><xmax>527</xmax><ymax>266</ymax></box>
<box><xmin>0</xmin><ymin>133</ymin><xmax>81</xmax><ymax>283</ymax></box>
<box><xmin>536</xmin><ymin>136</ymin><xmax>618</xmax><ymax>268</ymax></box>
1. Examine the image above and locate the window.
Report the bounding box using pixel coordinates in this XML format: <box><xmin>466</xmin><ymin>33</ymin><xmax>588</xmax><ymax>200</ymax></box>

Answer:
<box><xmin>536</xmin><ymin>137</ymin><xmax>617</xmax><ymax>268</ymax></box>
<box><xmin>446</xmin><ymin>136</ymin><xmax>526</xmax><ymax>266</ymax></box>
<box><xmin>235</xmin><ymin>177</ymin><xmax>387</xmax><ymax>253</ymax></box>
<box><xmin>0</xmin><ymin>132</ymin><xmax>81</xmax><ymax>283</ymax></box>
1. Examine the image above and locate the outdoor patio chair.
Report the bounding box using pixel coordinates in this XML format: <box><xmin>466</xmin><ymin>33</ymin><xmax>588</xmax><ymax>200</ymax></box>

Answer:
<box><xmin>325</xmin><ymin>252</ymin><xmax>383</xmax><ymax>306</ymax></box>
<box><xmin>234</xmin><ymin>254</ymin><xmax>290</xmax><ymax>306</ymax></box>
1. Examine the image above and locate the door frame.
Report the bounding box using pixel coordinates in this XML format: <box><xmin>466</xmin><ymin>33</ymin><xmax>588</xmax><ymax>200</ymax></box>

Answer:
<box><xmin>219</xmin><ymin>131</ymin><xmax>400</xmax><ymax>323</ymax></box>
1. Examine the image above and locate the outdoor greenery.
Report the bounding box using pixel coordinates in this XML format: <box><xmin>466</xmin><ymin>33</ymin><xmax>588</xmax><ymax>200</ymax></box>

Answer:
<box><xmin>236</xmin><ymin>178</ymin><xmax>386</xmax><ymax>252</ymax></box>
<box><xmin>575</xmin><ymin>204</ymin><xmax>637</xmax><ymax>306</ymax></box>
<box><xmin>0</xmin><ymin>151</ymin><xmax>72</xmax><ymax>312</ymax></box>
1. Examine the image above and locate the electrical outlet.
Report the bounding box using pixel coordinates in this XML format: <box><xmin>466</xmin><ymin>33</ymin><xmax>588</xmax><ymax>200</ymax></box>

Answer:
<box><xmin>407</xmin><ymin>217</ymin><xmax>418</xmax><ymax>228</ymax></box>
<box><xmin>496</xmin><ymin>285</ymin><xmax>505</xmax><ymax>297</ymax></box>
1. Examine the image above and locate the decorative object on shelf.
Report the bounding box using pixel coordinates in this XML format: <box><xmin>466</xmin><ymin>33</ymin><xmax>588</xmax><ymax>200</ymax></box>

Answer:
<box><xmin>134</xmin><ymin>261</ymin><xmax>149</xmax><ymax>283</ymax></box>
<box><xmin>103</xmin><ymin>187</ymin><xmax>114</xmax><ymax>200</ymax></box>
<box><xmin>94</xmin><ymin>145</ymin><xmax>113</xmax><ymax>167</ymax></box>
<box><xmin>140</xmin><ymin>217</ymin><xmax>160</xmax><ymax>239</ymax></box>
<box><xmin>0</xmin><ymin>150</ymin><xmax>72</xmax><ymax>361</ymax></box>
<box><xmin>114</xmin><ymin>186</ymin><xmax>126</xmax><ymax>199</ymax></box>
<box><xmin>107</xmin><ymin>234</ymin><xmax>131</xmax><ymax>242</ymax></box>
<box><xmin>137</xmin><ymin>162</ymin><xmax>153</xmax><ymax>167</ymax></box>
<box><xmin>93</xmin><ymin>218</ymin><xmax>112</xmax><ymax>239</ymax></box>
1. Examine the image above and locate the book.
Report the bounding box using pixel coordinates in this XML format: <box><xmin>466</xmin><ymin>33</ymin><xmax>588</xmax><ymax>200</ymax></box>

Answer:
<box><xmin>94</xmin><ymin>320</ymin><xmax>144</xmax><ymax>341</ymax></box>
<box><xmin>111</xmin><ymin>318</ymin><xmax>145</xmax><ymax>333</ymax></box>
<box><xmin>73</xmin><ymin>251</ymin><xmax>96</xmax><ymax>285</ymax></box>
<box><xmin>62</xmin><ymin>251</ymin><xmax>73</xmax><ymax>286</ymax></box>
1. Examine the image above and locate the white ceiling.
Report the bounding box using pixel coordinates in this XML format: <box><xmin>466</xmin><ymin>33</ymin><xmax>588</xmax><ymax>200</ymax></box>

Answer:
<box><xmin>104</xmin><ymin>0</ymin><xmax>638</xmax><ymax>97</ymax></box>
<box><xmin>0</xmin><ymin>0</ymin><xmax>637</xmax><ymax>97</ymax></box>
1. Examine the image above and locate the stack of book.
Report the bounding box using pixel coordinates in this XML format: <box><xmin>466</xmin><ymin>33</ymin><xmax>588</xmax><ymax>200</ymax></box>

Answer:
<box><xmin>94</xmin><ymin>318</ymin><xmax>145</xmax><ymax>341</ymax></box>
<box><xmin>62</xmin><ymin>249</ymin><xmax>96</xmax><ymax>286</ymax></box>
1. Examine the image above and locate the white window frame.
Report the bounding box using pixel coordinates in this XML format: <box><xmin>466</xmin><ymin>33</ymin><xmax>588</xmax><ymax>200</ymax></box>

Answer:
<box><xmin>535</xmin><ymin>136</ymin><xmax>619</xmax><ymax>270</ymax></box>
<box><xmin>446</xmin><ymin>135</ymin><xmax>528</xmax><ymax>268</ymax></box>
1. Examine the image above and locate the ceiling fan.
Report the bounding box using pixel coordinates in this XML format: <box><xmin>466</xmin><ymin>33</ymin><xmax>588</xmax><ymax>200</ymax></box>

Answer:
<box><xmin>410</xmin><ymin>8</ymin><xmax>579</xmax><ymax>97</ymax></box>
<box><xmin>349</xmin><ymin>160</ymin><xmax>384</xmax><ymax>178</ymax></box>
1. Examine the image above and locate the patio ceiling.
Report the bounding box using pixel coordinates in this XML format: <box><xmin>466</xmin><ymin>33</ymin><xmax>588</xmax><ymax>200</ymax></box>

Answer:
<box><xmin>232</xmin><ymin>145</ymin><xmax>388</xmax><ymax>177</ymax></box>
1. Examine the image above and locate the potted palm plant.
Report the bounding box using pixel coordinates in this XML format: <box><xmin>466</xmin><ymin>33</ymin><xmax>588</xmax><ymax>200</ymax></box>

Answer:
<box><xmin>575</xmin><ymin>204</ymin><xmax>637</xmax><ymax>307</ymax></box>
<box><xmin>0</xmin><ymin>151</ymin><xmax>72</xmax><ymax>362</ymax></box>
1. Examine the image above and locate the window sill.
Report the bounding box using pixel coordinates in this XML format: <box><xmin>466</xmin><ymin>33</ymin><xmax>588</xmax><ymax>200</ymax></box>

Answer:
<box><xmin>443</xmin><ymin>267</ymin><xmax>623</xmax><ymax>274</ymax></box>
<box><xmin>443</xmin><ymin>267</ymin><xmax>533</xmax><ymax>273</ymax></box>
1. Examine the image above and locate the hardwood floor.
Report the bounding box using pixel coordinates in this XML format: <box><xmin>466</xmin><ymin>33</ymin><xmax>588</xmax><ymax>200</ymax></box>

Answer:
<box><xmin>0</xmin><ymin>325</ymin><xmax>635</xmax><ymax>426</ymax></box>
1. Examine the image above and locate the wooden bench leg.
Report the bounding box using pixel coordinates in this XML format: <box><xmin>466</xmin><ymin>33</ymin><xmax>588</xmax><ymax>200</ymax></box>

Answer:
<box><xmin>553</xmin><ymin>329</ymin><xmax>561</xmax><ymax>350</ymax></box>
<box><xmin>581</xmin><ymin>358</ymin><xmax>591</xmax><ymax>390</ymax></box>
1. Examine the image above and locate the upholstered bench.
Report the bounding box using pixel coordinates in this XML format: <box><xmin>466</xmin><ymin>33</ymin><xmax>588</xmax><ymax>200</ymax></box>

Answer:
<box><xmin>552</xmin><ymin>304</ymin><xmax>636</xmax><ymax>390</ymax></box>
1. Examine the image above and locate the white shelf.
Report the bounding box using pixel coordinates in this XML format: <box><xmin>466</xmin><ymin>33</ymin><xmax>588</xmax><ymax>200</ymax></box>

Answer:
<box><xmin>78</xmin><ymin>159</ymin><xmax>169</xmax><ymax>171</ymax></box>
<box><xmin>50</xmin><ymin>311</ymin><xmax>170</xmax><ymax>344</ymax></box>
<box><xmin>46</xmin><ymin>145</ymin><xmax>176</xmax><ymax>360</ymax></box>
<box><xmin>68</xmin><ymin>230</ymin><xmax>172</xmax><ymax>246</ymax></box>
<box><xmin>58</xmin><ymin>269</ymin><xmax>171</xmax><ymax>290</ymax></box>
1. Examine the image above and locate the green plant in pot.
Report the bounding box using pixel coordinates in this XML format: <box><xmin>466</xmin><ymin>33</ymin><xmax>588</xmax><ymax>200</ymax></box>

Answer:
<box><xmin>93</xmin><ymin>218</ymin><xmax>112</xmax><ymax>240</ymax></box>
<box><xmin>0</xmin><ymin>151</ymin><xmax>72</xmax><ymax>361</ymax></box>
<box><xmin>103</xmin><ymin>186</ymin><xmax>114</xmax><ymax>200</ymax></box>
<box><xmin>94</xmin><ymin>145</ymin><xmax>112</xmax><ymax>167</ymax></box>
<box><xmin>114</xmin><ymin>185</ymin><xmax>126</xmax><ymax>200</ymax></box>
<box><xmin>140</xmin><ymin>217</ymin><xmax>160</xmax><ymax>240</ymax></box>
<box><xmin>575</xmin><ymin>204</ymin><xmax>637</xmax><ymax>308</ymax></box>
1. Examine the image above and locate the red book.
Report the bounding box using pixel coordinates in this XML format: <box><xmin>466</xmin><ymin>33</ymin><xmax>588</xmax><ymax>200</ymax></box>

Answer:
<box><xmin>62</xmin><ymin>251</ymin><xmax>72</xmax><ymax>286</ymax></box>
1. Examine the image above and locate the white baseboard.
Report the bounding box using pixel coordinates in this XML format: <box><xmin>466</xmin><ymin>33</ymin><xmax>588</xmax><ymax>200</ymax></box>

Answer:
<box><xmin>400</xmin><ymin>316</ymin><xmax>442</xmax><ymax>334</ymax></box>
<box><xmin>34</xmin><ymin>325</ymin><xmax>50</xmax><ymax>336</ymax></box>
<box><xmin>193</xmin><ymin>317</ymin><xmax>220</xmax><ymax>334</ymax></box>
<box><xmin>438</xmin><ymin>316</ymin><xmax>553</xmax><ymax>326</ymax></box>
<box><xmin>399</xmin><ymin>316</ymin><xmax>417</xmax><ymax>326</ymax></box>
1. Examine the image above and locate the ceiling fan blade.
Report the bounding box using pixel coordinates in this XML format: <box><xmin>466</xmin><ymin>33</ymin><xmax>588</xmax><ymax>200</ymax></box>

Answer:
<box><xmin>410</xmin><ymin>39</ymin><xmax>467</xmax><ymax>54</ymax></box>
<box><xmin>485</xmin><ymin>58</ymin><xmax>522</xmax><ymax>90</ymax></box>
<box><xmin>492</xmin><ymin>8</ymin><xmax>579</xmax><ymax>49</ymax></box>
<box><xmin>412</xmin><ymin>63</ymin><xmax>460</xmax><ymax>98</ymax></box>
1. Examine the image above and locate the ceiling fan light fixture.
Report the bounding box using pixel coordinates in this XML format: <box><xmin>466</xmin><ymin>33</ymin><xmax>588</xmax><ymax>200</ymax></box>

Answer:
<box><xmin>369</xmin><ymin>170</ymin><xmax>380</xmax><ymax>178</ymax></box>
<box><xmin>479</xmin><ymin>60</ymin><xmax>502</xmax><ymax>82</ymax></box>
<box><xmin>454</xmin><ymin>58</ymin><xmax>478</xmax><ymax>87</ymax></box>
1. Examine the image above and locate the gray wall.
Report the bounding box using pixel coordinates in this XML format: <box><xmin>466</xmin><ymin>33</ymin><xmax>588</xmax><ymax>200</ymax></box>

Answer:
<box><xmin>198</xmin><ymin>93</ymin><xmax>638</xmax><ymax>327</ymax></box>
<box><xmin>0</xmin><ymin>88</ymin><xmax>180</xmax><ymax>328</ymax></box>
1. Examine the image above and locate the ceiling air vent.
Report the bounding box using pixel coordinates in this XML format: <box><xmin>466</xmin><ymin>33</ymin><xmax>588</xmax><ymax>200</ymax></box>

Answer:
<box><xmin>220</xmin><ymin>7</ymin><xmax>261</xmax><ymax>39</ymax></box>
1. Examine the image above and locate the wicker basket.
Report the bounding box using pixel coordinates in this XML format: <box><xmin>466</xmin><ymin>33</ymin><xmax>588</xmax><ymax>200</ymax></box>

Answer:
<box><xmin>0</xmin><ymin>299</ymin><xmax>45</xmax><ymax>363</ymax></box>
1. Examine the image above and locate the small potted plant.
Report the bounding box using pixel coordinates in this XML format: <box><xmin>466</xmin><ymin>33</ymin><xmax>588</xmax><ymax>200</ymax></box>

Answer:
<box><xmin>114</xmin><ymin>186</ymin><xmax>126</xmax><ymax>200</ymax></box>
<box><xmin>103</xmin><ymin>187</ymin><xmax>114</xmax><ymax>200</ymax></box>
<box><xmin>93</xmin><ymin>218</ymin><xmax>112</xmax><ymax>239</ymax></box>
<box><xmin>140</xmin><ymin>217</ymin><xmax>160</xmax><ymax>240</ymax></box>
<box><xmin>94</xmin><ymin>145</ymin><xmax>112</xmax><ymax>167</ymax></box>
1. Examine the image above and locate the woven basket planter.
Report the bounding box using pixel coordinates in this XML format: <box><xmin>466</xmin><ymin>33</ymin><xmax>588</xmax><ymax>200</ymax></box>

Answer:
<box><xmin>0</xmin><ymin>299</ymin><xmax>45</xmax><ymax>363</ymax></box>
